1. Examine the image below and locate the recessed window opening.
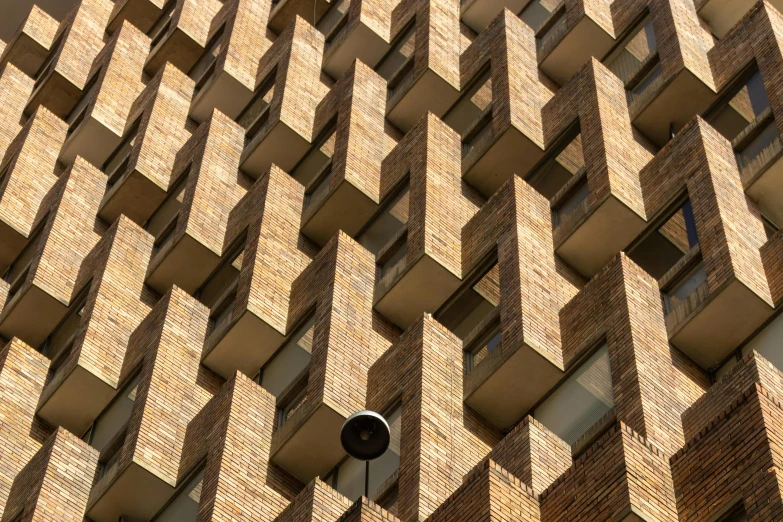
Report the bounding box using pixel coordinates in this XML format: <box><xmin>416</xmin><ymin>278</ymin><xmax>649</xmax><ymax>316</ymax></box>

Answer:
<box><xmin>628</xmin><ymin>198</ymin><xmax>698</xmax><ymax>280</ymax></box>
<box><xmin>534</xmin><ymin>343</ymin><xmax>614</xmax><ymax>446</ymax></box>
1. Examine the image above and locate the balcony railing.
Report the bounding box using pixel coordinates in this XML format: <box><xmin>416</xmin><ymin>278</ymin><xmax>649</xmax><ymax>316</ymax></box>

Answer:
<box><xmin>319</xmin><ymin>0</ymin><xmax>351</xmax><ymax>46</ymax></box>
<box><xmin>277</xmin><ymin>369</ymin><xmax>309</xmax><ymax>429</ymax></box>
<box><xmin>626</xmin><ymin>52</ymin><xmax>663</xmax><ymax>108</ymax></box>
<box><xmin>735</xmin><ymin>111</ymin><xmax>780</xmax><ymax>176</ymax></box>
<box><xmin>552</xmin><ymin>172</ymin><xmax>589</xmax><ymax>229</ymax></box>
<box><xmin>190</xmin><ymin>26</ymin><xmax>226</xmax><ymax>94</ymax></box>
<box><xmin>462</xmin><ymin>106</ymin><xmax>493</xmax><ymax>159</ymax></box>
<box><xmin>535</xmin><ymin>3</ymin><xmax>567</xmax><ymax>58</ymax></box>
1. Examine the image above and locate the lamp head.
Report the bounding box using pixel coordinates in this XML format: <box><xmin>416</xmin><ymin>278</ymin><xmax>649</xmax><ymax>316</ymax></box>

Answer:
<box><xmin>340</xmin><ymin>410</ymin><xmax>390</xmax><ymax>461</ymax></box>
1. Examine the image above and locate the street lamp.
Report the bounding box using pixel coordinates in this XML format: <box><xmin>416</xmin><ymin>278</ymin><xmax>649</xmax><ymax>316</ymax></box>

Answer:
<box><xmin>340</xmin><ymin>410</ymin><xmax>391</xmax><ymax>498</ymax></box>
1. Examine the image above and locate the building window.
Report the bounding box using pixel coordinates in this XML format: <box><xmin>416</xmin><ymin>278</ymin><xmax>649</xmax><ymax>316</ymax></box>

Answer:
<box><xmin>358</xmin><ymin>182</ymin><xmax>410</xmax><ymax>258</ymax></box>
<box><xmin>465</xmin><ymin>322</ymin><xmax>501</xmax><ymax>373</ymax></box>
<box><xmin>603</xmin><ymin>16</ymin><xmax>657</xmax><ymax>86</ymax></box>
<box><xmin>376</xmin><ymin>21</ymin><xmax>416</xmax><ymax>82</ymax></box>
<box><xmin>527</xmin><ymin>128</ymin><xmax>584</xmax><ymax>200</ymax></box>
<box><xmin>146</xmin><ymin>164</ymin><xmax>191</xmax><ymax>254</ymax></box>
<box><xmin>663</xmin><ymin>260</ymin><xmax>707</xmax><ymax>315</ymax></box>
<box><xmin>437</xmin><ymin>260</ymin><xmax>499</xmax><ymax>340</ymax></box>
<box><xmin>189</xmin><ymin>25</ymin><xmax>226</xmax><ymax>92</ymax></box>
<box><xmin>82</xmin><ymin>371</ymin><xmax>142</xmax><ymax>479</ymax></box>
<box><xmin>292</xmin><ymin>120</ymin><xmax>337</xmax><ymax>187</ymax></box>
<box><xmin>103</xmin><ymin>117</ymin><xmax>142</xmax><ymax>186</ymax></box>
<box><xmin>629</xmin><ymin>198</ymin><xmax>698</xmax><ymax>280</ymax></box>
<box><xmin>151</xmin><ymin>465</ymin><xmax>204</xmax><ymax>522</ymax></box>
<box><xmin>325</xmin><ymin>405</ymin><xmax>401</xmax><ymax>500</ymax></box>
<box><xmin>42</xmin><ymin>287</ymin><xmax>89</xmax><ymax>366</ymax></box>
<box><xmin>239</xmin><ymin>70</ymin><xmax>276</xmax><ymax>140</ymax></box>
<box><xmin>261</xmin><ymin>315</ymin><xmax>315</xmax><ymax>398</ymax></box>
<box><xmin>443</xmin><ymin>66</ymin><xmax>492</xmax><ymax>136</ymax></box>
<box><xmin>709</xmin><ymin>68</ymin><xmax>771</xmax><ymax>142</ymax></box>
<box><xmin>534</xmin><ymin>344</ymin><xmax>614</xmax><ymax>446</ymax></box>
<box><xmin>552</xmin><ymin>177</ymin><xmax>589</xmax><ymax>227</ymax></box>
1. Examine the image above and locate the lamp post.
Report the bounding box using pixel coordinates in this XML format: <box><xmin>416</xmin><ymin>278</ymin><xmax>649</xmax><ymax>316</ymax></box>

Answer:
<box><xmin>340</xmin><ymin>410</ymin><xmax>391</xmax><ymax>498</ymax></box>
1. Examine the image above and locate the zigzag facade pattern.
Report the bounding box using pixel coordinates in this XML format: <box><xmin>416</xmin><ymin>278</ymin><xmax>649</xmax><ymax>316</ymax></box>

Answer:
<box><xmin>0</xmin><ymin>0</ymin><xmax>782</xmax><ymax>520</ymax></box>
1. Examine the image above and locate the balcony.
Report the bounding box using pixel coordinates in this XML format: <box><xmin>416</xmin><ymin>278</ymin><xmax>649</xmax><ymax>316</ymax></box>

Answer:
<box><xmin>448</xmin><ymin>64</ymin><xmax>544</xmax><ymax>197</ymax></box>
<box><xmin>268</xmin><ymin>0</ymin><xmax>332</xmax><ymax>34</ymax></box>
<box><xmin>696</xmin><ymin>0</ymin><xmax>783</xmax><ymax>39</ymax></box>
<box><xmin>108</xmin><ymin>0</ymin><xmax>169</xmax><ymax>34</ymax></box>
<box><xmin>237</xmin><ymin>15</ymin><xmax>325</xmax><ymax>181</ymax></box>
<box><xmin>301</xmin><ymin>167</ymin><xmax>376</xmax><ymax>246</ymax></box>
<box><xmin>0</xmin><ymin>222</ymin><xmax>71</xmax><ymax>347</ymax></box>
<box><xmin>200</xmin><ymin>237</ymin><xmax>291</xmax><ymax>379</ymax></box>
<box><xmin>444</xmin><ymin>258</ymin><xmax>561</xmax><ymax>428</ymax></box>
<box><xmin>663</xmin><ymin>245</ymin><xmax>772</xmax><ymax>368</ymax></box>
<box><xmin>144</xmin><ymin>168</ymin><xmax>222</xmax><ymax>294</ymax></box>
<box><xmin>24</xmin><ymin>34</ymin><xmax>81</xmax><ymax>119</ymax></box>
<box><xmin>97</xmin><ymin>118</ymin><xmax>154</xmax><ymax>223</ymax></box>
<box><xmin>0</xmin><ymin>159</ymin><xmax>103</xmax><ymax>348</ymax></box>
<box><xmin>552</xmin><ymin>168</ymin><xmax>646</xmax><ymax>277</ymax></box>
<box><xmin>35</xmin><ymin>289</ymin><xmax>110</xmax><ymax>434</ymax></box>
<box><xmin>383</xmin><ymin>23</ymin><xmax>459</xmax><ymax>133</ymax></box>
<box><xmin>629</xmin><ymin>52</ymin><xmax>716</xmax><ymax>146</ymax></box>
<box><xmin>368</xmin><ymin>184</ymin><xmax>458</xmax><ymax>328</ymax></box>
<box><xmin>144</xmin><ymin>0</ymin><xmax>221</xmax><ymax>75</ymax></box>
<box><xmin>271</xmin><ymin>386</ymin><xmax>349</xmax><ymax>482</ymax></box>
<box><xmin>738</xmin><ymin>112</ymin><xmax>783</xmax><ymax>225</ymax></box>
<box><xmin>187</xmin><ymin>24</ymin><xmax>240</xmax><ymax>123</ymax></box>
<box><xmin>321</xmin><ymin>0</ymin><xmax>389</xmax><ymax>79</ymax></box>
<box><xmin>461</xmin><ymin>0</ymin><xmax>531</xmax><ymax>32</ymax></box>
<box><xmin>532</xmin><ymin>1</ymin><xmax>615</xmax><ymax>85</ymax></box>
<box><xmin>0</xmin><ymin>5</ymin><xmax>59</xmax><ymax>77</ymax></box>
<box><xmin>267</xmin><ymin>319</ymin><xmax>341</xmax><ymax>483</ymax></box>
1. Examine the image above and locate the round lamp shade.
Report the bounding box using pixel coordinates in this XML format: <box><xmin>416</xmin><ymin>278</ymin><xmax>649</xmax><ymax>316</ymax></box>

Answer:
<box><xmin>340</xmin><ymin>410</ymin><xmax>390</xmax><ymax>461</ymax></box>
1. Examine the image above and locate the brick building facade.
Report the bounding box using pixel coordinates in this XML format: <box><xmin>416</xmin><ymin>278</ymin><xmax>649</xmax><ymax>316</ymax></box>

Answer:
<box><xmin>1</xmin><ymin>0</ymin><xmax>783</xmax><ymax>521</ymax></box>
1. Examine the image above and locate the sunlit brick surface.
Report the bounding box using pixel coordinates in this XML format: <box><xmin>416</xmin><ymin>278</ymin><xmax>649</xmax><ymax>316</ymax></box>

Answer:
<box><xmin>2</xmin><ymin>1</ymin><xmax>783</xmax><ymax>521</ymax></box>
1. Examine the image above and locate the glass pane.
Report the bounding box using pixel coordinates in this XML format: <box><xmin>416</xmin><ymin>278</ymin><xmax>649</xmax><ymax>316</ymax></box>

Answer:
<box><xmin>239</xmin><ymin>77</ymin><xmax>275</xmax><ymax>134</ymax></box>
<box><xmin>627</xmin><ymin>62</ymin><xmax>662</xmax><ymax>105</ymax></box>
<box><xmin>468</xmin><ymin>327</ymin><xmax>501</xmax><ymax>371</ymax></box>
<box><xmin>334</xmin><ymin>457</ymin><xmax>366</xmax><ymax>501</ymax></box>
<box><xmin>146</xmin><ymin>170</ymin><xmax>189</xmax><ymax>240</ymax></box>
<box><xmin>534</xmin><ymin>345</ymin><xmax>614</xmax><ymax>445</ymax></box>
<box><xmin>89</xmin><ymin>373</ymin><xmax>141</xmax><ymax>452</ymax></box>
<box><xmin>665</xmin><ymin>263</ymin><xmax>706</xmax><ymax>313</ymax></box>
<box><xmin>189</xmin><ymin>26</ymin><xmax>226</xmax><ymax>85</ymax></box>
<box><xmin>317</xmin><ymin>0</ymin><xmax>351</xmax><ymax>41</ymax></box>
<box><xmin>605</xmin><ymin>19</ymin><xmax>656</xmax><ymax>85</ymax></box>
<box><xmin>368</xmin><ymin>406</ymin><xmax>401</xmax><ymax>494</ymax></box>
<box><xmin>376</xmin><ymin>24</ymin><xmax>416</xmax><ymax>81</ymax></box>
<box><xmin>293</xmin><ymin>126</ymin><xmax>337</xmax><ymax>186</ymax></box>
<box><xmin>155</xmin><ymin>469</ymin><xmax>204</xmax><ymax>522</ymax></box>
<box><xmin>443</xmin><ymin>69</ymin><xmax>492</xmax><ymax>136</ymax></box>
<box><xmin>261</xmin><ymin>316</ymin><xmax>315</xmax><ymax>397</ymax></box>
<box><xmin>553</xmin><ymin>180</ymin><xmax>589</xmax><ymax>226</ymax></box>
<box><xmin>737</xmin><ymin>120</ymin><xmax>780</xmax><ymax>169</ymax></box>
<box><xmin>199</xmin><ymin>241</ymin><xmax>245</xmax><ymax>309</ymax></box>
<box><xmin>711</xmin><ymin>71</ymin><xmax>771</xmax><ymax>141</ymax></box>
<box><xmin>47</xmin><ymin>298</ymin><xmax>87</xmax><ymax>361</ymax></box>
<box><xmin>103</xmin><ymin>120</ymin><xmax>141</xmax><ymax>176</ymax></box>
<box><xmin>519</xmin><ymin>0</ymin><xmax>560</xmax><ymax>31</ymax></box>
<box><xmin>529</xmin><ymin>133</ymin><xmax>584</xmax><ymax>199</ymax></box>
<box><xmin>629</xmin><ymin>200</ymin><xmax>698</xmax><ymax>280</ymax></box>
<box><xmin>438</xmin><ymin>264</ymin><xmax>499</xmax><ymax>339</ymax></box>
<box><xmin>359</xmin><ymin>185</ymin><xmax>410</xmax><ymax>256</ymax></box>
